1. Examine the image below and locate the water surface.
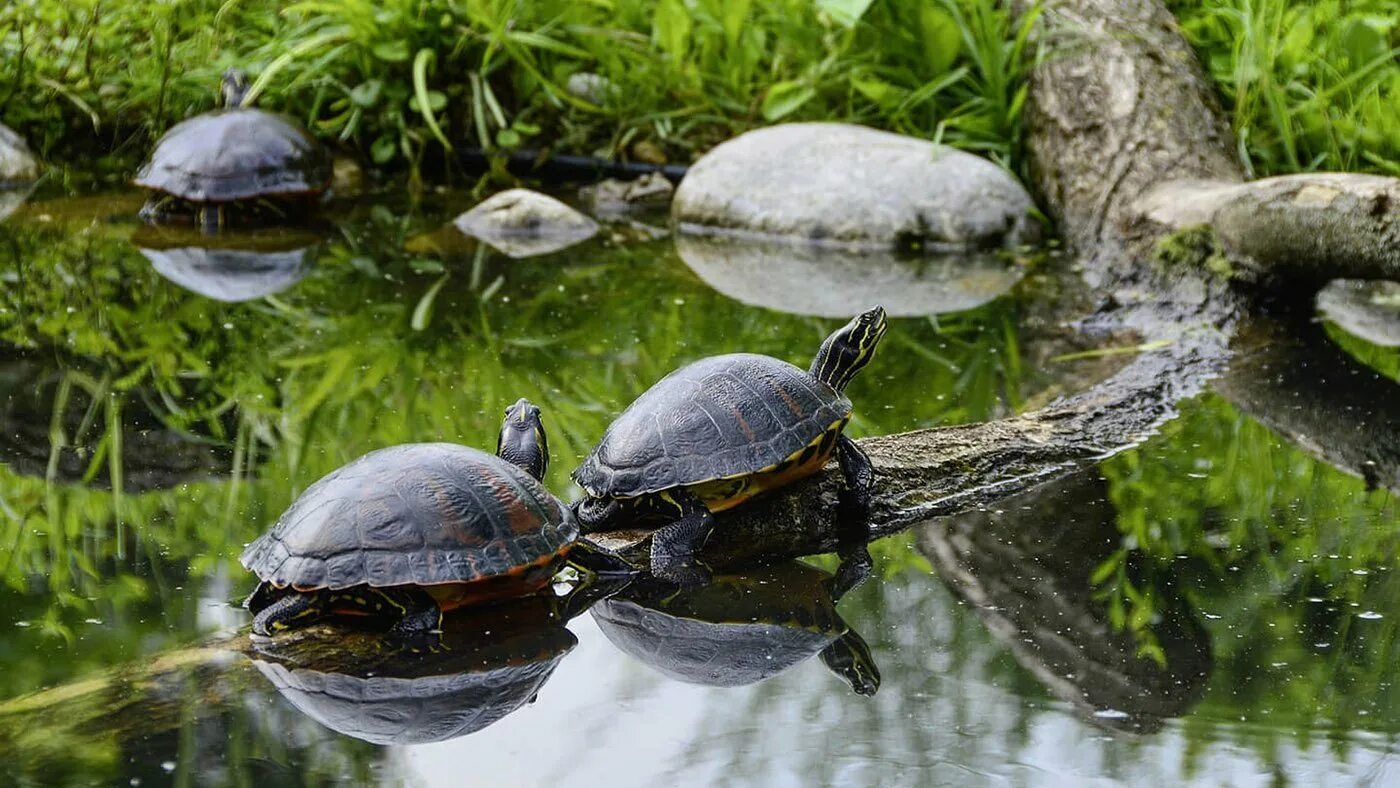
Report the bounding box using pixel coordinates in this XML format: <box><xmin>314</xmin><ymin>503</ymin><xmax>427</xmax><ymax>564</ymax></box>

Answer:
<box><xmin>0</xmin><ymin>185</ymin><xmax>1396</xmax><ymax>787</ymax></box>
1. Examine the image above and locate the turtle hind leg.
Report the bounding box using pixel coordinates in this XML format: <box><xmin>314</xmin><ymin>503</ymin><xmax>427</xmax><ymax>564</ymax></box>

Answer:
<box><xmin>649</xmin><ymin>490</ymin><xmax>715</xmax><ymax>587</ymax></box>
<box><xmin>252</xmin><ymin>591</ymin><xmax>327</xmax><ymax>636</ymax></box>
<box><xmin>820</xmin><ymin>630</ymin><xmax>881</xmax><ymax>697</ymax></box>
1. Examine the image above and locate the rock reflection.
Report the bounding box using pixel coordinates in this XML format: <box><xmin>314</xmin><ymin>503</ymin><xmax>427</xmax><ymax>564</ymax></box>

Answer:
<box><xmin>132</xmin><ymin>224</ymin><xmax>324</xmax><ymax>302</ymax></box>
<box><xmin>593</xmin><ymin>561</ymin><xmax>880</xmax><ymax>696</ymax></box>
<box><xmin>250</xmin><ymin>590</ymin><xmax>605</xmax><ymax>745</ymax></box>
<box><xmin>675</xmin><ymin>233</ymin><xmax>1024</xmax><ymax>317</ymax></box>
<box><xmin>916</xmin><ymin>470</ymin><xmax>1212</xmax><ymax>731</ymax></box>
<box><xmin>0</xmin><ymin>182</ymin><xmax>34</xmax><ymax>223</ymax></box>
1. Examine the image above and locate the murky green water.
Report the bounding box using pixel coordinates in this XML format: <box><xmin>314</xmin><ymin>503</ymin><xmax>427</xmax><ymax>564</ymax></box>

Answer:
<box><xmin>0</xmin><ymin>185</ymin><xmax>1396</xmax><ymax>787</ymax></box>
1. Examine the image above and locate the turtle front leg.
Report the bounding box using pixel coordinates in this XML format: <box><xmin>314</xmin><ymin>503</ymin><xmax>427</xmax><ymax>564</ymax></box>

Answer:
<box><xmin>251</xmin><ymin>591</ymin><xmax>328</xmax><ymax>636</ymax></box>
<box><xmin>835</xmin><ymin>435</ymin><xmax>875</xmax><ymax>521</ymax></box>
<box><xmin>833</xmin><ymin>435</ymin><xmax>875</xmax><ymax>595</ymax></box>
<box><xmin>650</xmin><ymin>490</ymin><xmax>714</xmax><ymax>587</ymax></box>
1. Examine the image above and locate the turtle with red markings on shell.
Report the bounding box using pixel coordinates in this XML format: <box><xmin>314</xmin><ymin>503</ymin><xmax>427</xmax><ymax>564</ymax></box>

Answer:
<box><xmin>241</xmin><ymin>398</ymin><xmax>632</xmax><ymax>639</ymax></box>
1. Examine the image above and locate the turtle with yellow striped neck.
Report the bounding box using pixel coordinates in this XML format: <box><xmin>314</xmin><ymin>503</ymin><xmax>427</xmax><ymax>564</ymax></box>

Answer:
<box><xmin>572</xmin><ymin>306</ymin><xmax>887</xmax><ymax>581</ymax></box>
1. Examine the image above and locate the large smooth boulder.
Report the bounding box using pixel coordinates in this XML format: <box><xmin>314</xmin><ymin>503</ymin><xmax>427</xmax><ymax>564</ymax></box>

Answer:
<box><xmin>673</xmin><ymin>123</ymin><xmax>1037</xmax><ymax>249</ymax></box>
<box><xmin>454</xmin><ymin>188</ymin><xmax>599</xmax><ymax>258</ymax></box>
<box><xmin>0</xmin><ymin>123</ymin><xmax>39</xmax><ymax>186</ymax></box>
<box><xmin>676</xmin><ymin>234</ymin><xmax>1023</xmax><ymax>318</ymax></box>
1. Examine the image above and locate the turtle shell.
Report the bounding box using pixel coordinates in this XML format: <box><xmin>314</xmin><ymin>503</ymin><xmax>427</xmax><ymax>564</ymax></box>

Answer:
<box><xmin>240</xmin><ymin>443</ymin><xmax>577</xmax><ymax>590</ymax></box>
<box><xmin>591</xmin><ymin>563</ymin><xmax>843</xmax><ymax>687</ymax></box>
<box><xmin>572</xmin><ymin>353</ymin><xmax>850</xmax><ymax>497</ymax></box>
<box><xmin>134</xmin><ymin>108</ymin><xmax>331</xmax><ymax>202</ymax></box>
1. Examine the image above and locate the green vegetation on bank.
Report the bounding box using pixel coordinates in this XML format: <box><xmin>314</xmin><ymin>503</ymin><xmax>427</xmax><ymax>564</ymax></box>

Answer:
<box><xmin>4</xmin><ymin>0</ymin><xmax>1394</xmax><ymax>183</ymax></box>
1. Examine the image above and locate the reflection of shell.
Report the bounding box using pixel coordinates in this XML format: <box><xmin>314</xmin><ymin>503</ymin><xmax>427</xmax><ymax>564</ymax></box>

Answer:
<box><xmin>132</xmin><ymin>226</ymin><xmax>322</xmax><ymax>302</ymax></box>
<box><xmin>252</xmin><ymin>653</ymin><xmax>569</xmax><ymax>745</ymax></box>
<box><xmin>592</xmin><ymin>563</ymin><xmax>846</xmax><ymax>688</ymax></box>
<box><xmin>1317</xmin><ymin>279</ymin><xmax>1400</xmax><ymax>348</ymax></box>
<box><xmin>140</xmin><ymin>246</ymin><xmax>312</xmax><ymax>302</ymax></box>
<box><xmin>594</xmin><ymin>599</ymin><xmax>832</xmax><ymax>687</ymax></box>
<box><xmin>675</xmin><ymin>234</ymin><xmax>1023</xmax><ymax>318</ymax></box>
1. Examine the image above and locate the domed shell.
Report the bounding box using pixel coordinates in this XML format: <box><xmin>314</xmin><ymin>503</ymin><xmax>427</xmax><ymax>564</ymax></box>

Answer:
<box><xmin>134</xmin><ymin>108</ymin><xmax>331</xmax><ymax>202</ymax></box>
<box><xmin>241</xmin><ymin>443</ymin><xmax>576</xmax><ymax>590</ymax></box>
<box><xmin>572</xmin><ymin>353</ymin><xmax>850</xmax><ymax>497</ymax></box>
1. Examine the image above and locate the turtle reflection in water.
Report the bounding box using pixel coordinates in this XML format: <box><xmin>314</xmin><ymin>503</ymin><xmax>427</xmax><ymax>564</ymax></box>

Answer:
<box><xmin>132</xmin><ymin>224</ymin><xmax>322</xmax><ymax>302</ymax></box>
<box><xmin>593</xmin><ymin>560</ymin><xmax>880</xmax><ymax>696</ymax></box>
<box><xmin>134</xmin><ymin>68</ymin><xmax>331</xmax><ymax>230</ymax></box>
<box><xmin>250</xmin><ymin>589</ymin><xmax>613</xmax><ymax>745</ymax></box>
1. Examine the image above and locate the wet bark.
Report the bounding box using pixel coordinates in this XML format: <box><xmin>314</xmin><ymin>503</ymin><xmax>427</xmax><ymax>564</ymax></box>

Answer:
<box><xmin>594</xmin><ymin>0</ymin><xmax>1400</xmax><ymax>566</ymax></box>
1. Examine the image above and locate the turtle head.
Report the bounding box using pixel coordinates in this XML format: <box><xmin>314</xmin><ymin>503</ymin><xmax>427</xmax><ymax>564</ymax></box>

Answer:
<box><xmin>498</xmin><ymin>398</ymin><xmax>549</xmax><ymax>480</ymax></box>
<box><xmin>220</xmin><ymin>67</ymin><xmax>251</xmax><ymax>109</ymax></box>
<box><xmin>809</xmin><ymin>305</ymin><xmax>888</xmax><ymax>392</ymax></box>
<box><xmin>820</xmin><ymin>630</ymin><xmax>881</xmax><ymax>697</ymax></box>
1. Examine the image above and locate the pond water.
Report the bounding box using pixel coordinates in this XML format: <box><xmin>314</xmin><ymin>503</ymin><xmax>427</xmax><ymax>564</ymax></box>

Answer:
<box><xmin>0</xmin><ymin>185</ymin><xmax>1396</xmax><ymax>787</ymax></box>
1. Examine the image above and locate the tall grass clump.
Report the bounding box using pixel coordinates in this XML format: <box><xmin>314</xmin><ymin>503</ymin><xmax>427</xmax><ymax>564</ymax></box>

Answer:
<box><xmin>1171</xmin><ymin>0</ymin><xmax>1399</xmax><ymax>175</ymax></box>
<box><xmin>1</xmin><ymin>0</ymin><xmax>1036</xmax><ymax>179</ymax></box>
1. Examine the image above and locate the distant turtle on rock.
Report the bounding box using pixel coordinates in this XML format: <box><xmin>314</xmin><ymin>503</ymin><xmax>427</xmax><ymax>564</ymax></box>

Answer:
<box><xmin>135</xmin><ymin>68</ymin><xmax>331</xmax><ymax>230</ymax></box>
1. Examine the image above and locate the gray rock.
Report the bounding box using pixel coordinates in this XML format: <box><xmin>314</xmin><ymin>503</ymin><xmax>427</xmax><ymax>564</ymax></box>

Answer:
<box><xmin>673</xmin><ymin>123</ymin><xmax>1038</xmax><ymax>249</ymax></box>
<box><xmin>676</xmin><ymin>234</ymin><xmax>1023</xmax><ymax>318</ymax></box>
<box><xmin>1317</xmin><ymin>279</ymin><xmax>1400</xmax><ymax>347</ymax></box>
<box><xmin>0</xmin><ymin>122</ymin><xmax>40</xmax><ymax>186</ymax></box>
<box><xmin>565</xmin><ymin>73</ymin><xmax>618</xmax><ymax>105</ymax></box>
<box><xmin>454</xmin><ymin>188</ymin><xmax>599</xmax><ymax>259</ymax></box>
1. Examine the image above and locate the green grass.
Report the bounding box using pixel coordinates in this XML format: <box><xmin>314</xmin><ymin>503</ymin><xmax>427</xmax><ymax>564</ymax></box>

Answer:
<box><xmin>1171</xmin><ymin>0</ymin><xmax>1399</xmax><ymax>176</ymax></box>
<box><xmin>3</xmin><ymin>0</ymin><xmax>1395</xmax><ymax>184</ymax></box>
<box><xmin>0</xmin><ymin>0</ymin><xmax>1034</xmax><ymax>181</ymax></box>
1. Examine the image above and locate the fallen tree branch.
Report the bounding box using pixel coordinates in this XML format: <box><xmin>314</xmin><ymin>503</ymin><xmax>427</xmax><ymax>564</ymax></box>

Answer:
<box><xmin>1135</xmin><ymin>175</ymin><xmax>1400</xmax><ymax>283</ymax></box>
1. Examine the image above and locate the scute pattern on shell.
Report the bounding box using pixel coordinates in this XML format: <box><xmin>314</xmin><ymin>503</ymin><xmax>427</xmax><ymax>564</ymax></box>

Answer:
<box><xmin>241</xmin><ymin>443</ymin><xmax>576</xmax><ymax>589</ymax></box>
<box><xmin>572</xmin><ymin>353</ymin><xmax>850</xmax><ymax>497</ymax></box>
<box><xmin>134</xmin><ymin>109</ymin><xmax>331</xmax><ymax>202</ymax></box>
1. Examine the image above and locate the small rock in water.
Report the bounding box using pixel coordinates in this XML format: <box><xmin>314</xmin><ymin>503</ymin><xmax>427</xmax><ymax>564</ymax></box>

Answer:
<box><xmin>565</xmin><ymin>72</ymin><xmax>618</xmax><ymax>105</ymax></box>
<box><xmin>0</xmin><ymin>122</ymin><xmax>41</xmax><ymax>186</ymax></box>
<box><xmin>673</xmin><ymin>122</ymin><xmax>1039</xmax><ymax>250</ymax></box>
<box><xmin>454</xmin><ymin>188</ymin><xmax>599</xmax><ymax>259</ymax></box>
<box><xmin>580</xmin><ymin>172</ymin><xmax>675</xmax><ymax>217</ymax></box>
<box><xmin>1316</xmin><ymin>279</ymin><xmax>1400</xmax><ymax>347</ymax></box>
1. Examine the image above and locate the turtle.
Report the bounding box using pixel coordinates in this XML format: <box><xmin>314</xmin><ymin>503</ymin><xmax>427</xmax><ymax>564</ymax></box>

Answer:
<box><xmin>591</xmin><ymin>560</ymin><xmax>880</xmax><ymax>695</ymax></box>
<box><xmin>241</xmin><ymin>398</ymin><xmax>631</xmax><ymax>638</ymax></box>
<box><xmin>250</xmin><ymin>587</ymin><xmax>615</xmax><ymax>745</ymax></box>
<box><xmin>134</xmin><ymin>67</ymin><xmax>331</xmax><ymax>231</ymax></box>
<box><xmin>572</xmin><ymin>305</ymin><xmax>888</xmax><ymax>577</ymax></box>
